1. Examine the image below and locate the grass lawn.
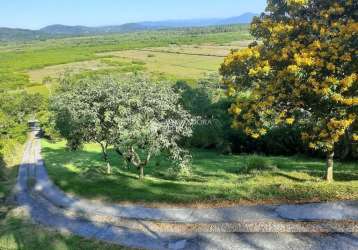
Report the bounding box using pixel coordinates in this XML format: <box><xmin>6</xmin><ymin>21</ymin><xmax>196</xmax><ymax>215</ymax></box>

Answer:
<box><xmin>0</xmin><ymin>143</ymin><xmax>24</xmax><ymax>201</ymax></box>
<box><xmin>41</xmin><ymin>140</ymin><xmax>358</xmax><ymax>206</ymax></box>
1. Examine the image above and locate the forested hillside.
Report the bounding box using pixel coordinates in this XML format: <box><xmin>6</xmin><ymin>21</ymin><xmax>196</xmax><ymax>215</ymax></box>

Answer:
<box><xmin>0</xmin><ymin>13</ymin><xmax>256</xmax><ymax>41</ymax></box>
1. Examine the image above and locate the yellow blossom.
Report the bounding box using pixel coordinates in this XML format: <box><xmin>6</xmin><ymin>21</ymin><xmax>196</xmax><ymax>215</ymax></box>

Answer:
<box><xmin>251</xmin><ymin>133</ymin><xmax>260</xmax><ymax>139</ymax></box>
<box><xmin>353</xmin><ymin>134</ymin><xmax>358</xmax><ymax>142</ymax></box>
<box><xmin>229</xmin><ymin>105</ymin><xmax>242</xmax><ymax>115</ymax></box>
<box><xmin>286</xmin><ymin>118</ymin><xmax>295</xmax><ymax>125</ymax></box>
<box><xmin>249</xmin><ymin>68</ymin><xmax>258</xmax><ymax>76</ymax></box>
<box><xmin>287</xmin><ymin>0</ymin><xmax>308</xmax><ymax>6</ymax></box>
<box><xmin>259</xmin><ymin>128</ymin><xmax>267</xmax><ymax>135</ymax></box>
<box><xmin>221</xmin><ymin>0</ymin><xmax>356</xmax><ymax>157</ymax></box>
<box><xmin>287</xmin><ymin>65</ymin><xmax>300</xmax><ymax>73</ymax></box>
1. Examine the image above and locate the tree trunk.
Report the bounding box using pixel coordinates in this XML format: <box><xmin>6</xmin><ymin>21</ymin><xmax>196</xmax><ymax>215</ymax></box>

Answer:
<box><xmin>139</xmin><ymin>165</ymin><xmax>144</xmax><ymax>180</ymax></box>
<box><xmin>106</xmin><ymin>162</ymin><xmax>111</xmax><ymax>175</ymax></box>
<box><xmin>326</xmin><ymin>151</ymin><xmax>334</xmax><ymax>182</ymax></box>
<box><xmin>100</xmin><ymin>143</ymin><xmax>111</xmax><ymax>175</ymax></box>
<box><xmin>340</xmin><ymin>129</ymin><xmax>352</xmax><ymax>160</ymax></box>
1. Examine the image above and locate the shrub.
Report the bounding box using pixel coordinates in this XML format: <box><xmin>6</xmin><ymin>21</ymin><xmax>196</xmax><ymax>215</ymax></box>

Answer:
<box><xmin>66</xmin><ymin>137</ymin><xmax>83</xmax><ymax>151</ymax></box>
<box><xmin>174</xmin><ymin>76</ymin><xmax>232</xmax><ymax>151</ymax></box>
<box><xmin>239</xmin><ymin>155</ymin><xmax>277</xmax><ymax>174</ymax></box>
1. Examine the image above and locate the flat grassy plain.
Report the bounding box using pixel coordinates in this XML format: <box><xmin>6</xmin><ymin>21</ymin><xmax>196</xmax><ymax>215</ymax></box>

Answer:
<box><xmin>28</xmin><ymin>59</ymin><xmax>111</xmax><ymax>83</ymax></box>
<box><xmin>0</xmin><ymin>25</ymin><xmax>251</xmax><ymax>92</ymax></box>
<box><xmin>41</xmin><ymin>140</ymin><xmax>358</xmax><ymax>206</ymax></box>
<box><xmin>100</xmin><ymin>48</ymin><xmax>223</xmax><ymax>80</ymax></box>
<box><xmin>26</xmin><ymin>41</ymin><xmax>249</xmax><ymax>87</ymax></box>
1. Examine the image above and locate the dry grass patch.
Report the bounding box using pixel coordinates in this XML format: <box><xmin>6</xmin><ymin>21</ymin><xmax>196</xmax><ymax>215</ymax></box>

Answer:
<box><xmin>99</xmin><ymin>49</ymin><xmax>223</xmax><ymax>80</ymax></box>
<box><xmin>27</xmin><ymin>59</ymin><xmax>112</xmax><ymax>83</ymax></box>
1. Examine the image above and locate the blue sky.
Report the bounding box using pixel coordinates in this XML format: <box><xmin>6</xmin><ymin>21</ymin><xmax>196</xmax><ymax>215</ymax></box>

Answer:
<box><xmin>0</xmin><ymin>0</ymin><xmax>267</xmax><ymax>29</ymax></box>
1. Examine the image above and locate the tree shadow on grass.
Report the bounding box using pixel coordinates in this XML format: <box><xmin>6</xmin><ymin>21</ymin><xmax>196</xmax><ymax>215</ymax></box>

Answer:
<box><xmin>40</xmin><ymin>145</ymin><xmax>202</xmax><ymax>203</ymax></box>
<box><xmin>41</xmin><ymin>142</ymin><xmax>358</xmax><ymax>204</ymax></box>
<box><xmin>275</xmin><ymin>168</ymin><xmax>358</xmax><ymax>182</ymax></box>
<box><xmin>331</xmin><ymin>172</ymin><xmax>358</xmax><ymax>181</ymax></box>
<box><xmin>273</xmin><ymin>172</ymin><xmax>308</xmax><ymax>182</ymax></box>
<box><xmin>42</xmin><ymin>144</ymin><xmax>222</xmax><ymax>201</ymax></box>
<box><xmin>266</xmin><ymin>155</ymin><xmax>358</xmax><ymax>182</ymax></box>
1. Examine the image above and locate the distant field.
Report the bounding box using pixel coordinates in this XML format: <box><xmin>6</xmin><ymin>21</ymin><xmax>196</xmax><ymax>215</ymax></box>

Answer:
<box><xmin>27</xmin><ymin>59</ymin><xmax>111</xmax><ymax>83</ymax></box>
<box><xmin>27</xmin><ymin>42</ymin><xmax>249</xmax><ymax>84</ymax></box>
<box><xmin>139</xmin><ymin>41</ymin><xmax>251</xmax><ymax>57</ymax></box>
<box><xmin>0</xmin><ymin>25</ymin><xmax>251</xmax><ymax>91</ymax></box>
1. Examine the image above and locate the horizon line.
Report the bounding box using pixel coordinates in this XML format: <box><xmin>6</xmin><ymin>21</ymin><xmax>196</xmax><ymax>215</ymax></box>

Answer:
<box><xmin>0</xmin><ymin>12</ymin><xmax>258</xmax><ymax>31</ymax></box>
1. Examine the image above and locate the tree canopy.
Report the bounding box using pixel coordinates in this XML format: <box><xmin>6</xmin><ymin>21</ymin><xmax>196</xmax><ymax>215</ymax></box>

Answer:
<box><xmin>51</xmin><ymin>76</ymin><xmax>195</xmax><ymax>178</ymax></box>
<box><xmin>52</xmin><ymin>77</ymin><xmax>130</xmax><ymax>174</ymax></box>
<box><xmin>113</xmin><ymin>77</ymin><xmax>195</xmax><ymax>179</ymax></box>
<box><xmin>220</xmin><ymin>0</ymin><xmax>357</xmax><ymax>181</ymax></box>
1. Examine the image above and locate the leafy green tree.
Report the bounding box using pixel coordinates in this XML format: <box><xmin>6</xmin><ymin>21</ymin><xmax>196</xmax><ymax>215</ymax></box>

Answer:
<box><xmin>36</xmin><ymin>109</ymin><xmax>60</xmax><ymax>140</ymax></box>
<box><xmin>220</xmin><ymin>0</ymin><xmax>357</xmax><ymax>181</ymax></box>
<box><xmin>113</xmin><ymin>77</ymin><xmax>195</xmax><ymax>179</ymax></box>
<box><xmin>51</xmin><ymin>77</ymin><xmax>123</xmax><ymax>174</ymax></box>
<box><xmin>51</xmin><ymin>76</ymin><xmax>195</xmax><ymax>178</ymax></box>
<box><xmin>0</xmin><ymin>92</ymin><xmax>45</xmax><ymax>123</ymax></box>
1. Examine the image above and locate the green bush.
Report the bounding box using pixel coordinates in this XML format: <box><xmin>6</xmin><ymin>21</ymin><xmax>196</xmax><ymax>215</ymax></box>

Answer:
<box><xmin>239</xmin><ymin>155</ymin><xmax>277</xmax><ymax>174</ymax></box>
<box><xmin>174</xmin><ymin>77</ymin><xmax>232</xmax><ymax>151</ymax></box>
<box><xmin>7</xmin><ymin>124</ymin><xmax>27</xmax><ymax>144</ymax></box>
<box><xmin>37</xmin><ymin>110</ymin><xmax>61</xmax><ymax>141</ymax></box>
<box><xmin>66</xmin><ymin>137</ymin><xmax>84</xmax><ymax>151</ymax></box>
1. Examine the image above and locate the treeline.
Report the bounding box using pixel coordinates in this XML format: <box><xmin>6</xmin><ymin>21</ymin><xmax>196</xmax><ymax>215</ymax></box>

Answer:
<box><xmin>167</xmin><ymin>24</ymin><xmax>249</xmax><ymax>35</ymax></box>
<box><xmin>0</xmin><ymin>91</ymin><xmax>46</xmax><ymax>174</ymax></box>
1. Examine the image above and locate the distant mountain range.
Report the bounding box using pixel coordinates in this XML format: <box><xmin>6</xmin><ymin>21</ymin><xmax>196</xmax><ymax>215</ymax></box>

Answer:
<box><xmin>0</xmin><ymin>13</ymin><xmax>258</xmax><ymax>41</ymax></box>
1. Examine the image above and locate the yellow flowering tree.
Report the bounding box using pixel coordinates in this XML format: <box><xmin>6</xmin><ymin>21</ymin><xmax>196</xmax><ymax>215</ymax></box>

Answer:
<box><xmin>220</xmin><ymin>0</ymin><xmax>357</xmax><ymax>182</ymax></box>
